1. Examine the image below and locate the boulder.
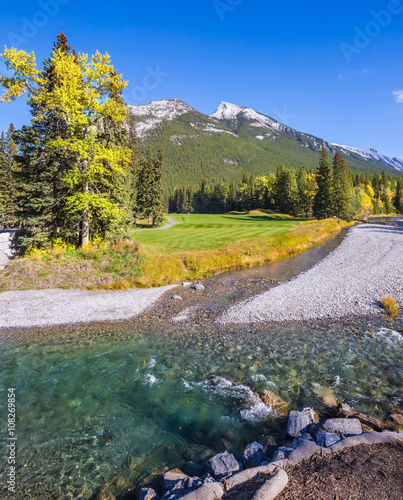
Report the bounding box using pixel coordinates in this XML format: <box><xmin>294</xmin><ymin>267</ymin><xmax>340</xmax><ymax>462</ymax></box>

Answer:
<box><xmin>354</xmin><ymin>413</ymin><xmax>383</xmax><ymax>432</ymax></box>
<box><xmin>172</xmin><ymin>295</ymin><xmax>183</xmax><ymax>300</ymax></box>
<box><xmin>162</xmin><ymin>469</ymin><xmax>187</xmax><ymax>492</ymax></box>
<box><xmin>200</xmin><ymin>473</ymin><xmax>215</xmax><ymax>484</ymax></box>
<box><xmin>272</xmin><ymin>446</ymin><xmax>293</xmax><ymax>461</ymax></box>
<box><xmin>193</xmin><ymin>283</ymin><xmax>205</xmax><ymax>290</ymax></box>
<box><xmin>140</xmin><ymin>489</ymin><xmax>159</xmax><ymax>500</ymax></box>
<box><xmin>252</xmin><ymin>468</ymin><xmax>288</xmax><ymax>500</ymax></box>
<box><xmin>243</xmin><ymin>441</ymin><xmax>264</xmax><ymax>467</ymax></box>
<box><xmin>287</xmin><ymin>408</ymin><xmax>317</xmax><ymax>437</ymax></box>
<box><xmin>319</xmin><ymin>418</ymin><xmax>362</xmax><ymax>437</ymax></box>
<box><xmin>316</xmin><ymin>432</ymin><xmax>341</xmax><ymax>448</ymax></box>
<box><xmin>205</xmin><ymin>450</ymin><xmax>240</xmax><ymax>479</ymax></box>
<box><xmin>257</xmin><ymin>390</ymin><xmax>288</xmax><ymax>415</ymax></box>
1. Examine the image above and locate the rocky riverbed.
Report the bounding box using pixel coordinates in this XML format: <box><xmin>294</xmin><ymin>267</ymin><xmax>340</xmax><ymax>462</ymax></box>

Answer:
<box><xmin>217</xmin><ymin>224</ymin><xmax>403</xmax><ymax>325</ymax></box>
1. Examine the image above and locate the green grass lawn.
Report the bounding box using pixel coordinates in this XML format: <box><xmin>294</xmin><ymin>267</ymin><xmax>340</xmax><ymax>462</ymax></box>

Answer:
<box><xmin>132</xmin><ymin>211</ymin><xmax>297</xmax><ymax>252</ymax></box>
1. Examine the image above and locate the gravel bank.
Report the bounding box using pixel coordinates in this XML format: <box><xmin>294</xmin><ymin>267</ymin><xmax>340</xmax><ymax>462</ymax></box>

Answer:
<box><xmin>217</xmin><ymin>224</ymin><xmax>403</xmax><ymax>324</ymax></box>
<box><xmin>0</xmin><ymin>285</ymin><xmax>175</xmax><ymax>328</ymax></box>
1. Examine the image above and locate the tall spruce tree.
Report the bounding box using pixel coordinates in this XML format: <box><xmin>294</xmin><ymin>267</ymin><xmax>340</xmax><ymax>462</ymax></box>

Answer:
<box><xmin>332</xmin><ymin>150</ymin><xmax>353</xmax><ymax>219</ymax></box>
<box><xmin>150</xmin><ymin>148</ymin><xmax>164</xmax><ymax>225</ymax></box>
<box><xmin>274</xmin><ymin>164</ymin><xmax>288</xmax><ymax>213</ymax></box>
<box><xmin>283</xmin><ymin>168</ymin><xmax>299</xmax><ymax>216</ymax></box>
<box><xmin>313</xmin><ymin>145</ymin><xmax>333</xmax><ymax>219</ymax></box>
<box><xmin>0</xmin><ymin>124</ymin><xmax>19</xmax><ymax>227</ymax></box>
<box><xmin>393</xmin><ymin>178</ymin><xmax>403</xmax><ymax>213</ymax></box>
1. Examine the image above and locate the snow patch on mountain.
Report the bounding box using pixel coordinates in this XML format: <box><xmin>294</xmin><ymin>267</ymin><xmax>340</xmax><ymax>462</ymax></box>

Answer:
<box><xmin>128</xmin><ymin>98</ymin><xmax>193</xmax><ymax>138</ymax></box>
<box><xmin>211</xmin><ymin>101</ymin><xmax>244</xmax><ymax>121</ymax></box>
<box><xmin>332</xmin><ymin>144</ymin><xmax>403</xmax><ymax>171</ymax></box>
<box><xmin>190</xmin><ymin>121</ymin><xmax>237</xmax><ymax>137</ymax></box>
<box><xmin>211</xmin><ymin>101</ymin><xmax>287</xmax><ymax>133</ymax></box>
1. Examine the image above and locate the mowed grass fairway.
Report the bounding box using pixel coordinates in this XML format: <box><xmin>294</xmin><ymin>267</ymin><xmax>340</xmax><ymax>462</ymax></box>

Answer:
<box><xmin>133</xmin><ymin>211</ymin><xmax>350</xmax><ymax>287</ymax></box>
<box><xmin>133</xmin><ymin>212</ymin><xmax>295</xmax><ymax>252</ymax></box>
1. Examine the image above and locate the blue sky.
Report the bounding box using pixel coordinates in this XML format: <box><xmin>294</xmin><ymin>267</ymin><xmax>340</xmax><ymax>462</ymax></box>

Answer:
<box><xmin>1</xmin><ymin>0</ymin><xmax>403</xmax><ymax>158</ymax></box>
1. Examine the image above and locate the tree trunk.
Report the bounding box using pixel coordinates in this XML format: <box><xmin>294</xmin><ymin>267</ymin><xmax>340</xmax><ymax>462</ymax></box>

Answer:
<box><xmin>81</xmin><ymin>180</ymin><xmax>89</xmax><ymax>246</ymax></box>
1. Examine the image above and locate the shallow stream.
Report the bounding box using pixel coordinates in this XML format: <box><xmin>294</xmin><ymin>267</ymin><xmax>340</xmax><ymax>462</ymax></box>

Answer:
<box><xmin>0</xmin><ymin>225</ymin><xmax>402</xmax><ymax>499</ymax></box>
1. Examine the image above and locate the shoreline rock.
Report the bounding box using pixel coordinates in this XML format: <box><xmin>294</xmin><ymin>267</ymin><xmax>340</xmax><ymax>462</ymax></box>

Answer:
<box><xmin>136</xmin><ymin>407</ymin><xmax>403</xmax><ymax>500</ymax></box>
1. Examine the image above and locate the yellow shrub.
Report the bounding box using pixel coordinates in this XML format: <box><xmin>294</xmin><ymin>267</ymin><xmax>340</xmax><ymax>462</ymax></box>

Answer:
<box><xmin>380</xmin><ymin>297</ymin><xmax>399</xmax><ymax>317</ymax></box>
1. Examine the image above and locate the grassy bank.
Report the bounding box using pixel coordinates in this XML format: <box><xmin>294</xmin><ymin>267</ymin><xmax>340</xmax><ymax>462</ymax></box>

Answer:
<box><xmin>0</xmin><ymin>212</ymin><xmax>350</xmax><ymax>291</ymax></box>
<box><xmin>135</xmin><ymin>213</ymin><xmax>350</xmax><ymax>287</ymax></box>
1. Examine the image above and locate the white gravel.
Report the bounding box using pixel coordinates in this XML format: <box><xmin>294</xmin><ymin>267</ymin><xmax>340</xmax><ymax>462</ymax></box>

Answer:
<box><xmin>217</xmin><ymin>224</ymin><xmax>403</xmax><ymax>324</ymax></box>
<box><xmin>0</xmin><ymin>285</ymin><xmax>175</xmax><ymax>328</ymax></box>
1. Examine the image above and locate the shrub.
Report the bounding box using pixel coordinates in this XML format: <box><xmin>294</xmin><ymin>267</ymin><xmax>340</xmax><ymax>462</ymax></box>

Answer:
<box><xmin>380</xmin><ymin>297</ymin><xmax>399</xmax><ymax>317</ymax></box>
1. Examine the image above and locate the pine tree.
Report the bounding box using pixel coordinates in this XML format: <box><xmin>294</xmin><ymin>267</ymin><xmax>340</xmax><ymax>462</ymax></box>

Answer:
<box><xmin>274</xmin><ymin>164</ymin><xmax>288</xmax><ymax>213</ymax></box>
<box><xmin>125</xmin><ymin>121</ymin><xmax>139</xmax><ymax>219</ymax></box>
<box><xmin>313</xmin><ymin>145</ymin><xmax>333</xmax><ymax>219</ymax></box>
<box><xmin>297</xmin><ymin>166</ymin><xmax>314</xmax><ymax>217</ymax></box>
<box><xmin>332</xmin><ymin>150</ymin><xmax>353</xmax><ymax>219</ymax></box>
<box><xmin>150</xmin><ymin>148</ymin><xmax>164</xmax><ymax>225</ymax></box>
<box><xmin>283</xmin><ymin>168</ymin><xmax>299</xmax><ymax>216</ymax></box>
<box><xmin>136</xmin><ymin>146</ymin><xmax>164</xmax><ymax>224</ymax></box>
<box><xmin>0</xmin><ymin>124</ymin><xmax>19</xmax><ymax>227</ymax></box>
<box><xmin>393</xmin><ymin>179</ymin><xmax>403</xmax><ymax>213</ymax></box>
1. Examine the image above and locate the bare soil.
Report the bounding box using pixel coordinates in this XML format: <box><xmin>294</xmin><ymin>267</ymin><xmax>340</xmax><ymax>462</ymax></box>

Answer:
<box><xmin>278</xmin><ymin>443</ymin><xmax>403</xmax><ymax>500</ymax></box>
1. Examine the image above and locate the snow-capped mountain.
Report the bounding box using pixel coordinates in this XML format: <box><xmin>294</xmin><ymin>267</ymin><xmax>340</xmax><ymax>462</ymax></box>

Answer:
<box><xmin>331</xmin><ymin>144</ymin><xmax>403</xmax><ymax>172</ymax></box>
<box><xmin>128</xmin><ymin>98</ymin><xmax>194</xmax><ymax>138</ymax></box>
<box><xmin>126</xmin><ymin>98</ymin><xmax>402</xmax><ymax>187</ymax></box>
<box><xmin>211</xmin><ymin>101</ymin><xmax>288</xmax><ymax>133</ymax></box>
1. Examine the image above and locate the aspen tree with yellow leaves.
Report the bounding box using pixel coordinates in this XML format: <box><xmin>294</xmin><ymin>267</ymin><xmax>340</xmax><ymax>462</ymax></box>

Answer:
<box><xmin>0</xmin><ymin>33</ymin><xmax>131</xmax><ymax>246</ymax></box>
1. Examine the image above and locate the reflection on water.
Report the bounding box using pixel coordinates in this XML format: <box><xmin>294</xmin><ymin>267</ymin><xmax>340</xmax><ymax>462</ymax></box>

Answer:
<box><xmin>1</xmin><ymin>316</ymin><xmax>402</xmax><ymax>499</ymax></box>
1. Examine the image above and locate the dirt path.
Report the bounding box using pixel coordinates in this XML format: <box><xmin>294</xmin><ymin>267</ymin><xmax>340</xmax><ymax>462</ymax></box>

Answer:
<box><xmin>129</xmin><ymin>216</ymin><xmax>177</xmax><ymax>233</ymax></box>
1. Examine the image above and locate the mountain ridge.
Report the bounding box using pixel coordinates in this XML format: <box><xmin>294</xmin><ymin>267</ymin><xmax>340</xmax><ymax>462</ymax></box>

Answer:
<box><xmin>127</xmin><ymin>99</ymin><xmax>402</xmax><ymax>187</ymax></box>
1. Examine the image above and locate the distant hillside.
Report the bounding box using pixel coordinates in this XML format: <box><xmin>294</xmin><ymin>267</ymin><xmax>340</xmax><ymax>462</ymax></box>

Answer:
<box><xmin>128</xmin><ymin>99</ymin><xmax>402</xmax><ymax>188</ymax></box>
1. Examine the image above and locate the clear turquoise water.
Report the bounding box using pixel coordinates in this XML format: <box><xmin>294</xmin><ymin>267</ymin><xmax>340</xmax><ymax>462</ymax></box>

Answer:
<box><xmin>1</xmin><ymin>317</ymin><xmax>402</xmax><ymax>499</ymax></box>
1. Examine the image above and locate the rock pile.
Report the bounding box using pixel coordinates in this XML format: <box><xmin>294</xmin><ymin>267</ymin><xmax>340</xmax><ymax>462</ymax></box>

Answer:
<box><xmin>132</xmin><ymin>405</ymin><xmax>403</xmax><ymax>500</ymax></box>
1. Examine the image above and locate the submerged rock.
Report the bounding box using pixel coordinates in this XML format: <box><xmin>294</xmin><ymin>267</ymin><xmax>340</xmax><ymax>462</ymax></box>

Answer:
<box><xmin>139</xmin><ymin>488</ymin><xmax>159</xmax><ymax>500</ymax></box>
<box><xmin>389</xmin><ymin>413</ymin><xmax>403</xmax><ymax>430</ymax></box>
<box><xmin>262</xmin><ymin>435</ymin><xmax>278</xmax><ymax>459</ymax></box>
<box><xmin>337</xmin><ymin>402</ymin><xmax>356</xmax><ymax>417</ymax></box>
<box><xmin>287</xmin><ymin>407</ymin><xmax>317</xmax><ymax>437</ymax></box>
<box><xmin>95</xmin><ymin>489</ymin><xmax>116</xmax><ymax>500</ymax></box>
<box><xmin>257</xmin><ymin>389</ymin><xmax>288</xmax><ymax>415</ymax></box>
<box><xmin>205</xmin><ymin>450</ymin><xmax>240</xmax><ymax>479</ymax></box>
